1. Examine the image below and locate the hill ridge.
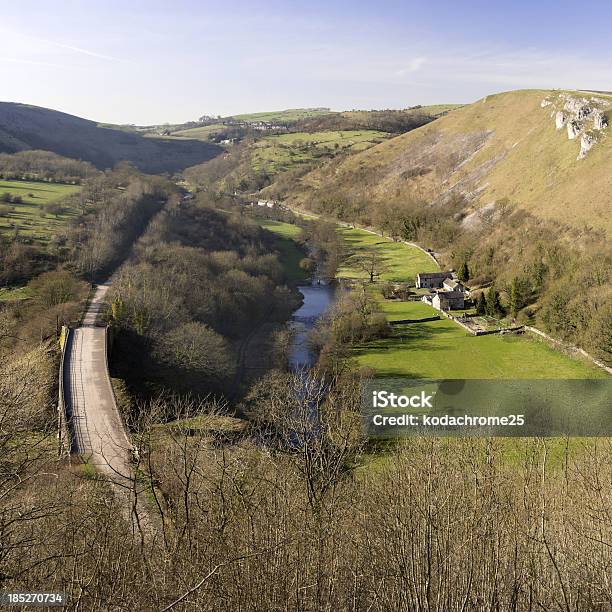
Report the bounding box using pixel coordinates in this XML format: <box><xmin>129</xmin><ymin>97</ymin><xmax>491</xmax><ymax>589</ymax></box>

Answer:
<box><xmin>0</xmin><ymin>101</ymin><xmax>222</xmax><ymax>174</ymax></box>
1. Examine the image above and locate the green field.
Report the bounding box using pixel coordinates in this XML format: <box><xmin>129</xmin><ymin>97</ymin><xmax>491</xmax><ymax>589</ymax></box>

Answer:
<box><xmin>253</xmin><ymin>218</ymin><xmax>309</xmax><ymax>284</ymax></box>
<box><xmin>337</xmin><ymin>226</ymin><xmax>438</xmax><ymax>282</ymax></box>
<box><xmin>229</xmin><ymin>108</ymin><xmax>333</xmax><ymax>122</ymax></box>
<box><xmin>0</xmin><ymin>179</ymin><xmax>81</xmax><ymax>243</ymax></box>
<box><xmin>253</xmin><ymin>130</ymin><xmax>389</xmax><ymax>174</ymax></box>
<box><xmin>355</xmin><ymin>301</ymin><xmax>606</xmax><ymax>379</ymax></box>
<box><xmin>379</xmin><ymin>299</ymin><xmax>436</xmax><ymax>321</ymax></box>
<box><xmin>171</xmin><ymin>123</ymin><xmax>227</xmax><ymax>140</ymax></box>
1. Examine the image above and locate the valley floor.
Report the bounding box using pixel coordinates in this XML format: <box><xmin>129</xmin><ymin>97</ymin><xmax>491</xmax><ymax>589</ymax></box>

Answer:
<box><xmin>260</xmin><ymin>210</ymin><xmax>607</xmax><ymax>379</ymax></box>
<box><xmin>359</xmin><ymin>300</ymin><xmax>605</xmax><ymax>379</ymax></box>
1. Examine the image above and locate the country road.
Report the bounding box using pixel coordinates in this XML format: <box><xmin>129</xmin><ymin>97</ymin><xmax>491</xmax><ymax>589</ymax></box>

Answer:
<box><xmin>63</xmin><ymin>283</ymin><xmax>133</xmax><ymax>483</ymax></box>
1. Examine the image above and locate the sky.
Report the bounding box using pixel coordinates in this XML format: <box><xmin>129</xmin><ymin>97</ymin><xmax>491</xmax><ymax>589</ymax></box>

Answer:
<box><xmin>1</xmin><ymin>0</ymin><xmax>611</xmax><ymax>125</ymax></box>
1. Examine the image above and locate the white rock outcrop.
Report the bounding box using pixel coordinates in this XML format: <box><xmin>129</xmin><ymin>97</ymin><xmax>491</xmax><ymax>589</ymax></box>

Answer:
<box><xmin>593</xmin><ymin>110</ymin><xmax>608</xmax><ymax>130</ymax></box>
<box><xmin>562</xmin><ymin>95</ymin><xmax>590</xmax><ymax>114</ymax></box>
<box><xmin>578</xmin><ymin>133</ymin><xmax>596</xmax><ymax>159</ymax></box>
<box><xmin>567</xmin><ymin>120</ymin><xmax>581</xmax><ymax>139</ymax></box>
<box><xmin>555</xmin><ymin>111</ymin><xmax>566</xmax><ymax>129</ymax></box>
<box><xmin>542</xmin><ymin>93</ymin><xmax>609</xmax><ymax>158</ymax></box>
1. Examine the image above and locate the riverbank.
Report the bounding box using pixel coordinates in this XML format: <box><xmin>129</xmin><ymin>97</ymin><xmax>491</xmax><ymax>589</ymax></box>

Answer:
<box><xmin>252</xmin><ymin>215</ymin><xmax>336</xmax><ymax>370</ymax></box>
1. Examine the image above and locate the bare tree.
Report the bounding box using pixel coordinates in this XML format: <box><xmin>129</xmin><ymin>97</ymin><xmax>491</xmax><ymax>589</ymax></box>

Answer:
<box><xmin>349</xmin><ymin>247</ymin><xmax>389</xmax><ymax>282</ymax></box>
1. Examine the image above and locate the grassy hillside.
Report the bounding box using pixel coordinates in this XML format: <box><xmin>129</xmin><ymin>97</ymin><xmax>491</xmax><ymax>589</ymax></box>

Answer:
<box><xmin>252</xmin><ymin>130</ymin><xmax>390</xmax><ymax>175</ymax></box>
<box><xmin>290</xmin><ymin>89</ymin><xmax>611</xmax><ymax>232</ymax></box>
<box><xmin>171</xmin><ymin>106</ymin><xmax>459</xmax><ymax>146</ymax></box>
<box><xmin>171</xmin><ymin>123</ymin><xmax>227</xmax><ymax>140</ymax></box>
<box><xmin>229</xmin><ymin>108</ymin><xmax>333</xmax><ymax>122</ymax></box>
<box><xmin>336</xmin><ymin>226</ymin><xmax>437</xmax><ymax>282</ymax></box>
<box><xmin>0</xmin><ymin>102</ymin><xmax>221</xmax><ymax>173</ymax></box>
<box><xmin>0</xmin><ymin>179</ymin><xmax>80</xmax><ymax>243</ymax></box>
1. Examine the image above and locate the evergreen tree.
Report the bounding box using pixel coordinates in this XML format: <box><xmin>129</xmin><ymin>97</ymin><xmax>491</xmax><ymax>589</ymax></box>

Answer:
<box><xmin>509</xmin><ymin>276</ymin><xmax>528</xmax><ymax>318</ymax></box>
<box><xmin>486</xmin><ymin>285</ymin><xmax>502</xmax><ymax>317</ymax></box>
<box><xmin>475</xmin><ymin>292</ymin><xmax>486</xmax><ymax>315</ymax></box>
<box><xmin>457</xmin><ymin>261</ymin><xmax>470</xmax><ymax>283</ymax></box>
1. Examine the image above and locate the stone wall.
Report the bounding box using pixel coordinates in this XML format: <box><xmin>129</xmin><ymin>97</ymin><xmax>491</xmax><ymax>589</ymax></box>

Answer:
<box><xmin>524</xmin><ymin>326</ymin><xmax>612</xmax><ymax>375</ymax></box>
<box><xmin>57</xmin><ymin>326</ymin><xmax>72</xmax><ymax>458</ymax></box>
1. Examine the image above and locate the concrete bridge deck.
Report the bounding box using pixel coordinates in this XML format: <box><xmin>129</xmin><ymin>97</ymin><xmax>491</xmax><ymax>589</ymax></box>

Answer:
<box><xmin>63</xmin><ymin>283</ymin><xmax>133</xmax><ymax>482</ymax></box>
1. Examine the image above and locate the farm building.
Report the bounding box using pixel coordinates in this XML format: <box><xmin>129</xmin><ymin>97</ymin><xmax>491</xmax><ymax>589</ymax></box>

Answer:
<box><xmin>415</xmin><ymin>271</ymin><xmax>454</xmax><ymax>289</ymax></box>
<box><xmin>443</xmin><ymin>278</ymin><xmax>464</xmax><ymax>292</ymax></box>
<box><xmin>432</xmin><ymin>291</ymin><xmax>465</xmax><ymax>311</ymax></box>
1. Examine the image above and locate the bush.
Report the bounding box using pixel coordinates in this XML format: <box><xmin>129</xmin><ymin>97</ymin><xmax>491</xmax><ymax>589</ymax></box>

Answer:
<box><xmin>28</xmin><ymin>270</ymin><xmax>88</xmax><ymax>307</ymax></box>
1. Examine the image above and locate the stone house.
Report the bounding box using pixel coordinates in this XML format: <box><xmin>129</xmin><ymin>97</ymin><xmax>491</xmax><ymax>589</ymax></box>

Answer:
<box><xmin>432</xmin><ymin>291</ymin><xmax>465</xmax><ymax>311</ymax></box>
<box><xmin>415</xmin><ymin>271</ymin><xmax>454</xmax><ymax>289</ymax></box>
<box><xmin>443</xmin><ymin>278</ymin><xmax>464</xmax><ymax>292</ymax></box>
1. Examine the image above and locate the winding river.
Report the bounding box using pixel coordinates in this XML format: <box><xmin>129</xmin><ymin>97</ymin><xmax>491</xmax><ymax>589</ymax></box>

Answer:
<box><xmin>288</xmin><ymin>281</ymin><xmax>336</xmax><ymax>370</ymax></box>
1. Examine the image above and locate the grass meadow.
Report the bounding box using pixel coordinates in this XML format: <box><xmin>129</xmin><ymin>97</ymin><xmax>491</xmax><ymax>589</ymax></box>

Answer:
<box><xmin>229</xmin><ymin>108</ymin><xmax>333</xmax><ymax>122</ymax></box>
<box><xmin>355</xmin><ymin>301</ymin><xmax>606</xmax><ymax>379</ymax></box>
<box><xmin>336</xmin><ymin>226</ymin><xmax>438</xmax><ymax>282</ymax></box>
<box><xmin>252</xmin><ymin>217</ymin><xmax>309</xmax><ymax>284</ymax></box>
<box><xmin>0</xmin><ymin>179</ymin><xmax>81</xmax><ymax>243</ymax></box>
<box><xmin>253</xmin><ymin>130</ymin><xmax>389</xmax><ymax>174</ymax></box>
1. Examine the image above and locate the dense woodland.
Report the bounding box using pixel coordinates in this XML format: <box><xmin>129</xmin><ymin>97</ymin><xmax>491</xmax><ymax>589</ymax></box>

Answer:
<box><xmin>1</xmin><ymin>370</ymin><xmax>611</xmax><ymax>610</ymax></box>
<box><xmin>294</xmin><ymin>108</ymin><xmax>436</xmax><ymax>134</ymax></box>
<box><xmin>107</xmin><ymin>195</ymin><xmax>301</xmax><ymax>402</ymax></box>
<box><xmin>0</xmin><ymin>150</ymin><xmax>97</xmax><ymax>183</ymax></box>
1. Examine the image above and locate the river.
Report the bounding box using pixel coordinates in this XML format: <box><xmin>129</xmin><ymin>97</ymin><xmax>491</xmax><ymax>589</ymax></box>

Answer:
<box><xmin>287</xmin><ymin>281</ymin><xmax>336</xmax><ymax>371</ymax></box>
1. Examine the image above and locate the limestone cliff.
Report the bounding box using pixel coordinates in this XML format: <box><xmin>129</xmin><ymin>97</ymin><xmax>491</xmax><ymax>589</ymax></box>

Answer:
<box><xmin>542</xmin><ymin>92</ymin><xmax>609</xmax><ymax>159</ymax></box>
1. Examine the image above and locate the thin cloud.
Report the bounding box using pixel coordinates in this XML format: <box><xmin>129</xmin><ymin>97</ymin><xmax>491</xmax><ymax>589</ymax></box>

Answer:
<box><xmin>47</xmin><ymin>40</ymin><xmax>126</xmax><ymax>62</ymax></box>
<box><xmin>396</xmin><ymin>57</ymin><xmax>427</xmax><ymax>76</ymax></box>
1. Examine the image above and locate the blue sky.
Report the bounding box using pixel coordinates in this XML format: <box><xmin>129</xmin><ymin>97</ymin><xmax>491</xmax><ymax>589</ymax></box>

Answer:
<box><xmin>1</xmin><ymin>0</ymin><xmax>610</xmax><ymax>124</ymax></box>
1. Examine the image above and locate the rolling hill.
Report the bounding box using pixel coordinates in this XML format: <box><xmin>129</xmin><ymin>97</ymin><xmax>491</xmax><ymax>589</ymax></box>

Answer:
<box><xmin>288</xmin><ymin>89</ymin><xmax>611</xmax><ymax>233</ymax></box>
<box><xmin>228</xmin><ymin>108</ymin><xmax>333</xmax><ymax>122</ymax></box>
<box><xmin>0</xmin><ymin>102</ymin><xmax>221</xmax><ymax>173</ymax></box>
<box><xmin>281</xmin><ymin>90</ymin><xmax>611</xmax><ymax>364</ymax></box>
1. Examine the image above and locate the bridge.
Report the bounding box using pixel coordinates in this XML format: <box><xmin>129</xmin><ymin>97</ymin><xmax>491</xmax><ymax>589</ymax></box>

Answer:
<box><xmin>61</xmin><ymin>283</ymin><xmax>133</xmax><ymax>482</ymax></box>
